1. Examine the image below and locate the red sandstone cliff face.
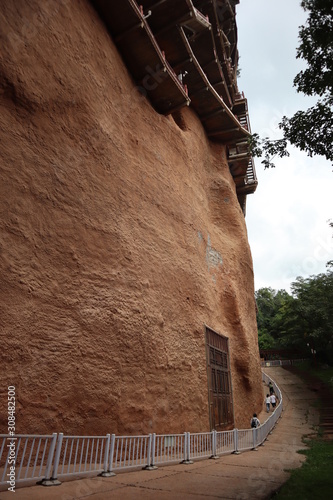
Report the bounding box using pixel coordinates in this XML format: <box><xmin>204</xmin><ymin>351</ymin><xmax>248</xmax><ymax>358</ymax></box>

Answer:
<box><xmin>0</xmin><ymin>0</ymin><xmax>262</xmax><ymax>435</ymax></box>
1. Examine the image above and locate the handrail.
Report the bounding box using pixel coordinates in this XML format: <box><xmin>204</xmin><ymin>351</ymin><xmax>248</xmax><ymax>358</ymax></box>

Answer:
<box><xmin>261</xmin><ymin>358</ymin><xmax>307</xmax><ymax>367</ymax></box>
<box><xmin>0</xmin><ymin>369</ymin><xmax>283</xmax><ymax>491</ymax></box>
<box><xmin>179</xmin><ymin>26</ymin><xmax>250</xmax><ymax>140</ymax></box>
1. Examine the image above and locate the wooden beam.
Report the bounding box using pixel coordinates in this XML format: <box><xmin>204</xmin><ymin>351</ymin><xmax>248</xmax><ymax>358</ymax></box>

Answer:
<box><xmin>201</xmin><ymin>107</ymin><xmax>226</xmax><ymax>121</ymax></box>
<box><xmin>208</xmin><ymin>126</ymin><xmax>240</xmax><ymax>137</ymax></box>
<box><xmin>115</xmin><ymin>22</ymin><xmax>143</xmax><ymax>42</ymax></box>
<box><xmin>202</xmin><ymin>58</ymin><xmax>218</xmax><ymax>70</ymax></box>
<box><xmin>155</xmin><ymin>12</ymin><xmax>192</xmax><ymax>37</ymax></box>
<box><xmin>173</xmin><ymin>57</ymin><xmax>193</xmax><ymax>71</ymax></box>
<box><xmin>164</xmin><ymin>99</ymin><xmax>190</xmax><ymax>116</ymax></box>
<box><xmin>188</xmin><ymin>86</ymin><xmax>209</xmax><ymax>98</ymax></box>
<box><xmin>147</xmin><ymin>0</ymin><xmax>168</xmax><ymax>10</ymax></box>
<box><xmin>227</xmin><ymin>152</ymin><xmax>251</xmax><ymax>161</ymax></box>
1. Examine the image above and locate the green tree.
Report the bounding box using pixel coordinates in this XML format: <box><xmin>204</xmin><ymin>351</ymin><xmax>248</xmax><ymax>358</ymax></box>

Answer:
<box><xmin>289</xmin><ymin>270</ymin><xmax>333</xmax><ymax>363</ymax></box>
<box><xmin>255</xmin><ymin>268</ymin><xmax>333</xmax><ymax>363</ymax></box>
<box><xmin>256</xmin><ymin>223</ymin><xmax>333</xmax><ymax>360</ymax></box>
<box><xmin>251</xmin><ymin>0</ymin><xmax>333</xmax><ymax>167</ymax></box>
<box><xmin>255</xmin><ymin>287</ymin><xmax>292</xmax><ymax>349</ymax></box>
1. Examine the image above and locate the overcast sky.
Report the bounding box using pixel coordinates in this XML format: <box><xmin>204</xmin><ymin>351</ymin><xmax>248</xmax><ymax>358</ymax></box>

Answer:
<box><xmin>236</xmin><ymin>0</ymin><xmax>333</xmax><ymax>293</ymax></box>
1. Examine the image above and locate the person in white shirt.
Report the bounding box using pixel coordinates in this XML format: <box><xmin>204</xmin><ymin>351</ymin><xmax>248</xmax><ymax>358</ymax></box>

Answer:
<box><xmin>265</xmin><ymin>394</ymin><xmax>270</xmax><ymax>412</ymax></box>
<box><xmin>270</xmin><ymin>393</ymin><xmax>277</xmax><ymax>411</ymax></box>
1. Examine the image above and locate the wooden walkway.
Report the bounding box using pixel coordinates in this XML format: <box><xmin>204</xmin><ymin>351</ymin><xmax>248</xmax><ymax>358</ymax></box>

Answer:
<box><xmin>91</xmin><ymin>0</ymin><xmax>258</xmax><ymax>215</ymax></box>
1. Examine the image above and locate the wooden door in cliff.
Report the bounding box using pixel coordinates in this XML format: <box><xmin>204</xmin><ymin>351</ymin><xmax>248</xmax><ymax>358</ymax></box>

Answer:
<box><xmin>205</xmin><ymin>327</ymin><xmax>234</xmax><ymax>430</ymax></box>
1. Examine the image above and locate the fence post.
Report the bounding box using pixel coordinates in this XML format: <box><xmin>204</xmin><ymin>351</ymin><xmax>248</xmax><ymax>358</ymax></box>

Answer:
<box><xmin>51</xmin><ymin>433</ymin><xmax>63</xmax><ymax>482</ymax></box>
<box><xmin>100</xmin><ymin>434</ymin><xmax>115</xmax><ymax>477</ymax></box>
<box><xmin>151</xmin><ymin>433</ymin><xmax>156</xmax><ymax>466</ymax></box>
<box><xmin>181</xmin><ymin>432</ymin><xmax>187</xmax><ymax>463</ymax></box>
<box><xmin>143</xmin><ymin>434</ymin><xmax>157</xmax><ymax>470</ymax></box>
<box><xmin>252</xmin><ymin>428</ymin><xmax>258</xmax><ymax>451</ymax></box>
<box><xmin>210</xmin><ymin>430</ymin><xmax>218</xmax><ymax>459</ymax></box>
<box><xmin>150</xmin><ymin>433</ymin><xmax>157</xmax><ymax>469</ymax></box>
<box><xmin>181</xmin><ymin>432</ymin><xmax>193</xmax><ymax>464</ymax></box>
<box><xmin>108</xmin><ymin>434</ymin><xmax>116</xmax><ymax>475</ymax></box>
<box><xmin>40</xmin><ymin>433</ymin><xmax>63</xmax><ymax>486</ymax></box>
<box><xmin>233</xmin><ymin>428</ymin><xmax>240</xmax><ymax>454</ymax></box>
<box><xmin>39</xmin><ymin>433</ymin><xmax>59</xmax><ymax>486</ymax></box>
<box><xmin>187</xmin><ymin>432</ymin><xmax>191</xmax><ymax>463</ymax></box>
<box><xmin>143</xmin><ymin>434</ymin><xmax>151</xmax><ymax>469</ymax></box>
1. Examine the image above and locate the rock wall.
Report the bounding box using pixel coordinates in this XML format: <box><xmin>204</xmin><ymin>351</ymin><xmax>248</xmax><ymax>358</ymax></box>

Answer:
<box><xmin>0</xmin><ymin>0</ymin><xmax>262</xmax><ymax>435</ymax></box>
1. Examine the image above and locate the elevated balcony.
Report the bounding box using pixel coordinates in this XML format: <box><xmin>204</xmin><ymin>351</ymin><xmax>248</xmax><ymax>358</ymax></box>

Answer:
<box><xmin>92</xmin><ymin>0</ymin><xmax>190</xmax><ymax>115</ymax></box>
<box><xmin>228</xmin><ymin>140</ymin><xmax>258</xmax><ymax>214</ymax></box>
<box><xmin>91</xmin><ymin>0</ymin><xmax>257</xmax><ymax>214</ymax></box>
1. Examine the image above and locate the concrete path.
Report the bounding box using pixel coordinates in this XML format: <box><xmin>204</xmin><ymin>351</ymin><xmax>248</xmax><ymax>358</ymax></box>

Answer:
<box><xmin>0</xmin><ymin>367</ymin><xmax>319</xmax><ymax>500</ymax></box>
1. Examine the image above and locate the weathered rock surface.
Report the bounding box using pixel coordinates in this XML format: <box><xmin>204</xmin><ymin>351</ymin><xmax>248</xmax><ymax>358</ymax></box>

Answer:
<box><xmin>0</xmin><ymin>0</ymin><xmax>262</xmax><ymax>435</ymax></box>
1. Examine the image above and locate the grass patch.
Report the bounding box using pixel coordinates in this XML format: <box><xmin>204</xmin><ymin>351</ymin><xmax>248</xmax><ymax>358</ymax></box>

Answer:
<box><xmin>271</xmin><ymin>438</ymin><xmax>333</xmax><ymax>499</ymax></box>
<box><xmin>294</xmin><ymin>360</ymin><xmax>333</xmax><ymax>390</ymax></box>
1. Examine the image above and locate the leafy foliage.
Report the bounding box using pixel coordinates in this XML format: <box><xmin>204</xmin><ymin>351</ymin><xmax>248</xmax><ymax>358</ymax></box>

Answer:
<box><xmin>294</xmin><ymin>0</ymin><xmax>333</xmax><ymax>98</ymax></box>
<box><xmin>255</xmin><ymin>267</ymin><xmax>333</xmax><ymax>363</ymax></box>
<box><xmin>280</xmin><ymin>101</ymin><xmax>333</xmax><ymax>161</ymax></box>
<box><xmin>250</xmin><ymin>0</ymin><xmax>333</xmax><ymax>167</ymax></box>
<box><xmin>249</xmin><ymin>134</ymin><xmax>290</xmax><ymax>169</ymax></box>
<box><xmin>255</xmin><ymin>287</ymin><xmax>293</xmax><ymax>349</ymax></box>
<box><xmin>291</xmin><ymin>271</ymin><xmax>333</xmax><ymax>361</ymax></box>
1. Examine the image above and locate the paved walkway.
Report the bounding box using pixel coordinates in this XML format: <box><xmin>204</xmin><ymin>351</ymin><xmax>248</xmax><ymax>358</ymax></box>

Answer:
<box><xmin>0</xmin><ymin>367</ymin><xmax>319</xmax><ymax>500</ymax></box>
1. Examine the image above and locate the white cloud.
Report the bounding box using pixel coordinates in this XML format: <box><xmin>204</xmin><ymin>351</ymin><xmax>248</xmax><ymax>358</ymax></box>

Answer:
<box><xmin>245</xmin><ymin>149</ymin><xmax>332</xmax><ymax>291</ymax></box>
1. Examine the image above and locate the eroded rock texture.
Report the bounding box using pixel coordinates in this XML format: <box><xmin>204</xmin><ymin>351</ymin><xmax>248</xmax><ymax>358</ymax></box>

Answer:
<box><xmin>0</xmin><ymin>0</ymin><xmax>262</xmax><ymax>435</ymax></box>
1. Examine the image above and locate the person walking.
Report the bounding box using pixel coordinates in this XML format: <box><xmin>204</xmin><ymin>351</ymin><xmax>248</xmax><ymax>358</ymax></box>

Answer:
<box><xmin>265</xmin><ymin>394</ymin><xmax>270</xmax><ymax>413</ymax></box>
<box><xmin>251</xmin><ymin>413</ymin><xmax>260</xmax><ymax>428</ymax></box>
<box><xmin>270</xmin><ymin>392</ymin><xmax>277</xmax><ymax>411</ymax></box>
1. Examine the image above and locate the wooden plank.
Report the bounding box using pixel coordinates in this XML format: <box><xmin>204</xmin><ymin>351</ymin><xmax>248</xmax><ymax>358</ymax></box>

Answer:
<box><xmin>92</xmin><ymin>0</ymin><xmax>190</xmax><ymax>115</ymax></box>
<box><xmin>179</xmin><ymin>26</ymin><xmax>249</xmax><ymax>141</ymax></box>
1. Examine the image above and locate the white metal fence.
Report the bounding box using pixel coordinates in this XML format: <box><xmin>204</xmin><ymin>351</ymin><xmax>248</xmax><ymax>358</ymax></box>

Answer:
<box><xmin>154</xmin><ymin>433</ymin><xmax>186</xmax><ymax>465</ymax></box>
<box><xmin>261</xmin><ymin>358</ymin><xmax>306</xmax><ymax>367</ymax></box>
<box><xmin>0</xmin><ymin>369</ymin><xmax>283</xmax><ymax>491</ymax></box>
<box><xmin>0</xmin><ymin>434</ymin><xmax>57</xmax><ymax>487</ymax></box>
<box><xmin>53</xmin><ymin>434</ymin><xmax>110</xmax><ymax>480</ymax></box>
